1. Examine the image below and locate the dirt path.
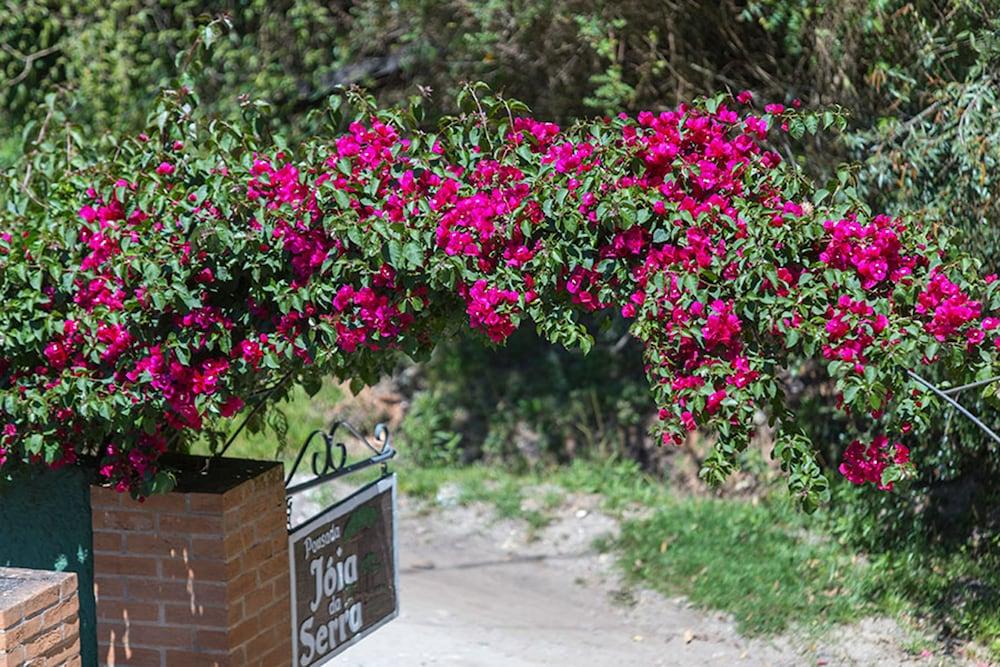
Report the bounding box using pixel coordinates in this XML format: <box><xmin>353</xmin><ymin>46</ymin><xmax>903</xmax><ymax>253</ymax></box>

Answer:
<box><xmin>292</xmin><ymin>487</ymin><xmax>971</xmax><ymax>667</ymax></box>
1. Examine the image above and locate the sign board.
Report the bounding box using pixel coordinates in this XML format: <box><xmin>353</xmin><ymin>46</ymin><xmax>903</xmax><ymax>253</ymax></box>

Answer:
<box><xmin>289</xmin><ymin>474</ymin><xmax>398</xmax><ymax>666</ymax></box>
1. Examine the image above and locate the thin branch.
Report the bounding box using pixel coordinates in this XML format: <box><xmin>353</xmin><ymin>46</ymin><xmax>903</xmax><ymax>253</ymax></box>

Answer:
<box><xmin>216</xmin><ymin>370</ymin><xmax>295</xmax><ymax>458</ymax></box>
<box><xmin>1</xmin><ymin>42</ymin><xmax>61</xmax><ymax>89</ymax></box>
<box><xmin>17</xmin><ymin>105</ymin><xmax>54</xmax><ymax>207</ymax></box>
<box><xmin>908</xmin><ymin>370</ymin><xmax>1000</xmax><ymax>448</ymax></box>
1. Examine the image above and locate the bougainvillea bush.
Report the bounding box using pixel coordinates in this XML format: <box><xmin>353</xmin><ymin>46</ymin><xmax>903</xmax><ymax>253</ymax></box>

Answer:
<box><xmin>1</xmin><ymin>84</ymin><xmax>998</xmax><ymax>507</ymax></box>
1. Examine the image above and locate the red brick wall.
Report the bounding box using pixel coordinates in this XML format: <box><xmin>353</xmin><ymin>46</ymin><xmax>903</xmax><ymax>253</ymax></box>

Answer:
<box><xmin>91</xmin><ymin>464</ymin><xmax>291</xmax><ymax>667</ymax></box>
<box><xmin>0</xmin><ymin>567</ymin><xmax>81</xmax><ymax>667</ymax></box>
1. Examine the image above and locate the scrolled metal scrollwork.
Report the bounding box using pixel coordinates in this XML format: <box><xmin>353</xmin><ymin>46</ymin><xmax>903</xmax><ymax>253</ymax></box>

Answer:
<box><xmin>285</xmin><ymin>420</ymin><xmax>395</xmax><ymax>497</ymax></box>
<box><xmin>303</xmin><ymin>427</ymin><xmax>348</xmax><ymax>480</ymax></box>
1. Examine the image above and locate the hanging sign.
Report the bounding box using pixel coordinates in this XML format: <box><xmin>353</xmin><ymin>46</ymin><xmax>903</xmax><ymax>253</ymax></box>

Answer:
<box><xmin>288</xmin><ymin>474</ymin><xmax>398</xmax><ymax>666</ymax></box>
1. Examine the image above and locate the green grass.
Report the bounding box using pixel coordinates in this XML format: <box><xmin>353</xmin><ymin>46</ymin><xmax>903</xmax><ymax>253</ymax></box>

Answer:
<box><xmin>614</xmin><ymin>495</ymin><xmax>871</xmax><ymax>635</ymax></box>
<box><xmin>556</xmin><ymin>459</ymin><xmax>872</xmax><ymax>634</ymax></box>
<box><xmin>393</xmin><ymin>464</ymin><xmax>554</xmax><ymax>531</ymax></box>
<box><xmin>866</xmin><ymin>547</ymin><xmax>1000</xmax><ymax>658</ymax></box>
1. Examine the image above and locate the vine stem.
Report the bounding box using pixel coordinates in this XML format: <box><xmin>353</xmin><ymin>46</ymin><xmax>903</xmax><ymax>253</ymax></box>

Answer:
<box><xmin>940</xmin><ymin>375</ymin><xmax>1000</xmax><ymax>396</ymax></box>
<box><xmin>907</xmin><ymin>370</ymin><xmax>1000</xmax><ymax>448</ymax></box>
<box><xmin>215</xmin><ymin>370</ymin><xmax>295</xmax><ymax>458</ymax></box>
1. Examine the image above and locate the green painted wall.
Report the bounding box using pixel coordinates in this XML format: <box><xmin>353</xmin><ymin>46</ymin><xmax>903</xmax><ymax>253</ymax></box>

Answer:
<box><xmin>0</xmin><ymin>465</ymin><xmax>96</xmax><ymax>665</ymax></box>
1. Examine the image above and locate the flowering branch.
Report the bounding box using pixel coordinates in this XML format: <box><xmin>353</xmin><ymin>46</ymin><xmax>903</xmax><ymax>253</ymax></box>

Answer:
<box><xmin>0</xmin><ymin>86</ymin><xmax>997</xmax><ymax>507</ymax></box>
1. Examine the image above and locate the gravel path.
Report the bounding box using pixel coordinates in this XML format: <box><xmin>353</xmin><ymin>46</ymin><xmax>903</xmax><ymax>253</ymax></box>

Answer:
<box><xmin>291</xmin><ymin>483</ymin><xmax>982</xmax><ymax>667</ymax></box>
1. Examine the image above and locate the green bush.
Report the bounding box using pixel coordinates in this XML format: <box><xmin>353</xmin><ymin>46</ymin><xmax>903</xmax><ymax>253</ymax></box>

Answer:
<box><xmin>406</xmin><ymin>319</ymin><xmax>652</xmax><ymax>470</ymax></box>
<box><xmin>396</xmin><ymin>389</ymin><xmax>463</xmax><ymax>468</ymax></box>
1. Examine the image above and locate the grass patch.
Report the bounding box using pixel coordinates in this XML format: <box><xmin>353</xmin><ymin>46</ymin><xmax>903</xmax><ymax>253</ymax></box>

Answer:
<box><xmin>615</xmin><ymin>496</ymin><xmax>871</xmax><ymax>635</ymax></box>
<box><xmin>459</xmin><ymin>475</ymin><xmax>549</xmax><ymax>529</ymax></box>
<box><xmin>391</xmin><ymin>464</ymin><xmax>493</xmax><ymax>500</ymax></box>
<box><xmin>541</xmin><ymin>457</ymin><xmax>874</xmax><ymax>634</ymax></box>
<box><xmin>395</xmin><ymin>464</ymin><xmax>553</xmax><ymax>532</ymax></box>
<box><xmin>557</xmin><ymin>456</ymin><xmax>663</xmax><ymax>510</ymax></box>
<box><xmin>866</xmin><ymin>548</ymin><xmax>1000</xmax><ymax>657</ymax></box>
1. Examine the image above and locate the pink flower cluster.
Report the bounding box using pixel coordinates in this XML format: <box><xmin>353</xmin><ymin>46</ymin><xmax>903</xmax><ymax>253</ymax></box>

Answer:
<box><xmin>460</xmin><ymin>280</ymin><xmax>520</xmax><ymax>343</ymax></box>
<box><xmin>330</xmin><ymin>269</ymin><xmax>420</xmax><ymax>353</ymax></box>
<box><xmin>43</xmin><ymin>320</ymin><xmax>84</xmax><ymax>372</ymax></box>
<box><xmin>434</xmin><ymin>160</ymin><xmax>541</xmax><ymax>276</ymax></box>
<box><xmin>543</xmin><ymin>140</ymin><xmax>597</xmax><ymax>175</ymax></box>
<box><xmin>819</xmin><ymin>214</ymin><xmax>920</xmax><ymax>290</ymax></box>
<box><xmin>98</xmin><ymin>430</ymin><xmax>169</xmax><ymax>493</ymax></box>
<box><xmin>591</xmin><ymin>104</ymin><xmax>790</xmax><ymax>444</ymax></box>
<box><xmin>916</xmin><ymin>270</ymin><xmax>982</xmax><ymax>342</ymax></box>
<box><xmin>839</xmin><ymin>436</ymin><xmax>910</xmax><ymax>490</ymax></box>
<box><xmin>700</xmin><ymin>300</ymin><xmax>743</xmax><ymax>350</ymax></box>
<box><xmin>564</xmin><ymin>267</ymin><xmax>609</xmax><ymax>311</ymax></box>
<box><xmin>0</xmin><ymin>423</ymin><xmax>14</xmax><ymax>467</ymax></box>
<box><xmin>508</xmin><ymin>118</ymin><xmax>560</xmax><ymax>149</ymax></box>
<box><xmin>822</xmin><ymin>296</ymin><xmax>889</xmax><ymax>372</ymax></box>
<box><xmin>125</xmin><ymin>346</ymin><xmax>235</xmax><ymax>431</ymax></box>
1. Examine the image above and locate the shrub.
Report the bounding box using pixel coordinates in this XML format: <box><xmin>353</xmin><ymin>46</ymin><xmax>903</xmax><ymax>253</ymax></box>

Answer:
<box><xmin>405</xmin><ymin>318</ymin><xmax>653</xmax><ymax>470</ymax></box>
<box><xmin>1</xmin><ymin>80</ymin><xmax>998</xmax><ymax>507</ymax></box>
<box><xmin>396</xmin><ymin>389</ymin><xmax>463</xmax><ymax>468</ymax></box>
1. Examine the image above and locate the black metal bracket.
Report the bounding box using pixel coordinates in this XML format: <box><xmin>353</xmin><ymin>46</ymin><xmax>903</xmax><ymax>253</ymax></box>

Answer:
<box><xmin>283</xmin><ymin>421</ymin><xmax>396</xmax><ymax>527</ymax></box>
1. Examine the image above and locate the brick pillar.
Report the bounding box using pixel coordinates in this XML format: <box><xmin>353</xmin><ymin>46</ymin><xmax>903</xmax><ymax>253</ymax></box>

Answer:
<box><xmin>0</xmin><ymin>567</ymin><xmax>81</xmax><ymax>667</ymax></box>
<box><xmin>91</xmin><ymin>459</ymin><xmax>291</xmax><ymax>667</ymax></box>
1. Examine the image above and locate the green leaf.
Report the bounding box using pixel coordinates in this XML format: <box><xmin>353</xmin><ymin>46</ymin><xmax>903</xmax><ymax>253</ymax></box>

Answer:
<box><xmin>403</xmin><ymin>242</ymin><xmax>423</xmax><ymax>269</ymax></box>
<box><xmin>149</xmin><ymin>470</ymin><xmax>177</xmax><ymax>495</ymax></box>
<box><xmin>302</xmin><ymin>374</ymin><xmax>323</xmax><ymax>398</ymax></box>
<box><xmin>333</xmin><ymin>189</ymin><xmax>351</xmax><ymax>209</ymax></box>
<box><xmin>388</xmin><ymin>239</ymin><xmax>403</xmax><ymax>267</ymax></box>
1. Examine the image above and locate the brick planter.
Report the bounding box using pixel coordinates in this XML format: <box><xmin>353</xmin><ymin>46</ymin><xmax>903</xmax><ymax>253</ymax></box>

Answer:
<box><xmin>0</xmin><ymin>566</ymin><xmax>81</xmax><ymax>666</ymax></box>
<box><xmin>90</xmin><ymin>457</ymin><xmax>291</xmax><ymax>667</ymax></box>
<box><xmin>0</xmin><ymin>467</ymin><xmax>97</xmax><ymax>666</ymax></box>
